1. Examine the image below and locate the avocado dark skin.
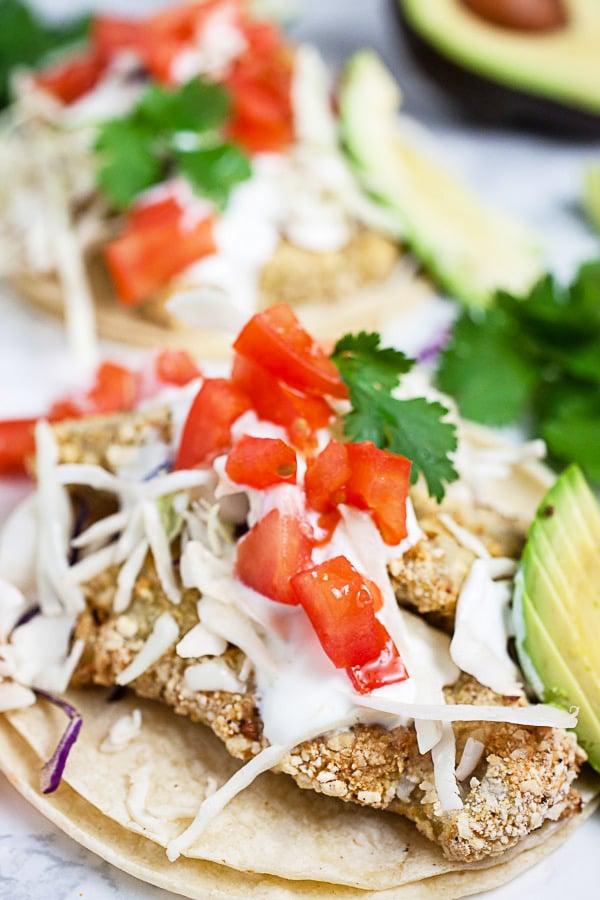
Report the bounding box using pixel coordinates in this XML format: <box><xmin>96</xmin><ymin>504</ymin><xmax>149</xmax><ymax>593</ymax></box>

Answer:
<box><xmin>393</xmin><ymin>2</ymin><xmax>600</xmax><ymax>138</ymax></box>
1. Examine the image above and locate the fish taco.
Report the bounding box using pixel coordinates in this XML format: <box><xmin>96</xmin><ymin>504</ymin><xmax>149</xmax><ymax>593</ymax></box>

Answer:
<box><xmin>0</xmin><ymin>1</ymin><xmax>542</xmax><ymax>357</ymax></box>
<box><xmin>0</xmin><ymin>305</ymin><xmax>597</xmax><ymax>898</ymax></box>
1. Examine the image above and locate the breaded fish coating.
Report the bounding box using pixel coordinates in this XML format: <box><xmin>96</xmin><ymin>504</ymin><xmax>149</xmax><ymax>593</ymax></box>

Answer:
<box><xmin>125</xmin><ymin>227</ymin><xmax>401</xmax><ymax>331</ymax></box>
<box><xmin>389</xmin><ymin>489</ymin><xmax>526</xmax><ymax>631</ymax></box>
<box><xmin>259</xmin><ymin>228</ymin><xmax>400</xmax><ymax>307</ymax></box>
<box><xmin>71</xmin><ymin>556</ymin><xmax>584</xmax><ymax>864</ymax></box>
<box><xmin>53</xmin><ymin>407</ymin><xmax>173</xmax><ymax>472</ymax></box>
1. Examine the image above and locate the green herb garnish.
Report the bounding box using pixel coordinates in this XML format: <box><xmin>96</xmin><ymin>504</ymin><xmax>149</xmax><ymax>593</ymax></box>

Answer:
<box><xmin>331</xmin><ymin>332</ymin><xmax>458</xmax><ymax>502</ymax></box>
<box><xmin>156</xmin><ymin>494</ymin><xmax>186</xmax><ymax>543</ymax></box>
<box><xmin>0</xmin><ymin>0</ymin><xmax>90</xmax><ymax>109</ymax></box>
<box><xmin>436</xmin><ymin>260</ymin><xmax>600</xmax><ymax>481</ymax></box>
<box><xmin>95</xmin><ymin>78</ymin><xmax>251</xmax><ymax>210</ymax></box>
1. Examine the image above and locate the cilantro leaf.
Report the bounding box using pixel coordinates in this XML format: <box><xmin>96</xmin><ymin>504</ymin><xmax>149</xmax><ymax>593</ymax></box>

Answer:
<box><xmin>332</xmin><ymin>332</ymin><xmax>413</xmax><ymax>393</ymax></box>
<box><xmin>95</xmin><ymin>120</ymin><xmax>162</xmax><ymax>210</ymax></box>
<box><xmin>137</xmin><ymin>79</ymin><xmax>230</xmax><ymax>133</ymax></box>
<box><xmin>435</xmin><ymin>259</ymin><xmax>600</xmax><ymax>483</ymax></box>
<box><xmin>94</xmin><ymin>78</ymin><xmax>250</xmax><ymax>211</ymax></box>
<box><xmin>177</xmin><ymin>144</ymin><xmax>252</xmax><ymax>209</ymax></box>
<box><xmin>540</xmin><ymin>387</ymin><xmax>600</xmax><ymax>482</ymax></box>
<box><xmin>436</xmin><ymin>307</ymin><xmax>538</xmax><ymax>427</ymax></box>
<box><xmin>0</xmin><ymin>0</ymin><xmax>89</xmax><ymax>108</ymax></box>
<box><xmin>331</xmin><ymin>333</ymin><xmax>458</xmax><ymax>502</ymax></box>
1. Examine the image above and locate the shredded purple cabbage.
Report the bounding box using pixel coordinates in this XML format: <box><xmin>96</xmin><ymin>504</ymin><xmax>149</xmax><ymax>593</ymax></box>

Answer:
<box><xmin>143</xmin><ymin>458</ymin><xmax>174</xmax><ymax>481</ymax></box>
<box><xmin>11</xmin><ymin>604</ymin><xmax>40</xmax><ymax>633</ymax></box>
<box><xmin>35</xmin><ymin>690</ymin><xmax>82</xmax><ymax>794</ymax></box>
<box><xmin>416</xmin><ymin>327</ymin><xmax>451</xmax><ymax>364</ymax></box>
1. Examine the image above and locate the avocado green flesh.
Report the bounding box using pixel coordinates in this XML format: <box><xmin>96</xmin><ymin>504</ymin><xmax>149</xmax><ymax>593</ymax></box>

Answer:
<box><xmin>583</xmin><ymin>165</ymin><xmax>600</xmax><ymax>234</ymax></box>
<box><xmin>339</xmin><ymin>52</ymin><xmax>542</xmax><ymax>307</ymax></box>
<box><xmin>515</xmin><ymin>465</ymin><xmax>600</xmax><ymax>772</ymax></box>
<box><xmin>398</xmin><ymin>0</ymin><xmax>600</xmax><ymax>116</ymax></box>
<box><xmin>517</xmin><ymin>587</ymin><xmax>600</xmax><ymax>770</ymax></box>
<box><xmin>523</xmin><ymin>527</ymin><xmax>600</xmax><ymax>663</ymax></box>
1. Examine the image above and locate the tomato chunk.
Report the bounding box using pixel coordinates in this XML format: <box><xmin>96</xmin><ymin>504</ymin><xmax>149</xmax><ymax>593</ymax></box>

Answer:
<box><xmin>304</xmin><ymin>440</ymin><xmax>351</xmax><ymax>513</ymax></box>
<box><xmin>236</xmin><ymin>509</ymin><xmax>313</xmax><ymax>605</ymax></box>
<box><xmin>291</xmin><ymin>556</ymin><xmax>391</xmax><ymax>668</ymax></box>
<box><xmin>226</xmin><ymin>20</ymin><xmax>294</xmax><ymax>153</ymax></box>
<box><xmin>231</xmin><ymin>354</ymin><xmax>334</xmax><ymax>447</ymax></box>
<box><xmin>155</xmin><ymin>349</ymin><xmax>201</xmax><ymax>386</ymax></box>
<box><xmin>46</xmin><ymin>361</ymin><xmax>139</xmax><ymax>420</ymax></box>
<box><xmin>225</xmin><ymin>435</ymin><xmax>296</xmax><ymax>489</ymax></box>
<box><xmin>0</xmin><ymin>419</ymin><xmax>37</xmax><ymax>475</ymax></box>
<box><xmin>304</xmin><ymin>440</ymin><xmax>411</xmax><ymax>545</ymax></box>
<box><xmin>233</xmin><ymin>304</ymin><xmax>348</xmax><ymax>400</ymax></box>
<box><xmin>346</xmin><ymin>636</ymin><xmax>409</xmax><ymax>694</ymax></box>
<box><xmin>175</xmin><ymin>378</ymin><xmax>250</xmax><ymax>469</ymax></box>
<box><xmin>104</xmin><ymin>200</ymin><xmax>215</xmax><ymax>305</ymax></box>
<box><xmin>37</xmin><ymin>49</ymin><xmax>105</xmax><ymax>105</ymax></box>
<box><xmin>345</xmin><ymin>443</ymin><xmax>412</xmax><ymax>545</ymax></box>
<box><xmin>92</xmin><ymin>16</ymin><xmax>145</xmax><ymax>62</ymax></box>
<box><xmin>128</xmin><ymin>197</ymin><xmax>182</xmax><ymax>231</ymax></box>
<box><xmin>85</xmin><ymin>362</ymin><xmax>139</xmax><ymax>414</ymax></box>
<box><xmin>140</xmin><ymin>0</ymin><xmax>234</xmax><ymax>83</ymax></box>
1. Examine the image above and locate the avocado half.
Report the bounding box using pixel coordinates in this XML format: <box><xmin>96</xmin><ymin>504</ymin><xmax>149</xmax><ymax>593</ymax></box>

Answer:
<box><xmin>396</xmin><ymin>0</ymin><xmax>600</xmax><ymax>135</ymax></box>
<box><xmin>513</xmin><ymin>465</ymin><xmax>600</xmax><ymax>772</ymax></box>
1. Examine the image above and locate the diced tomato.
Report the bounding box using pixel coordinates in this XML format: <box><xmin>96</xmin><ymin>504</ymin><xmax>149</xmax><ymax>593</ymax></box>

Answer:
<box><xmin>347</xmin><ymin>637</ymin><xmax>409</xmax><ymax>695</ymax></box>
<box><xmin>0</xmin><ymin>419</ymin><xmax>37</xmax><ymax>475</ymax></box>
<box><xmin>304</xmin><ymin>440</ymin><xmax>351</xmax><ymax>513</ymax></box>
<box><xmin>84</xmin><ymin>362</ymin><xmax>139</xmax><ymax>414</ymax></box>
<box><xmin>47</xmin><ymin>362</ymin><xmax>139</xmax><ymax>420</ymax></box>
<box><xmin>92</xmin><ymin>16</ymin><xmax>145</xmax><ymax>62</ymax></box>
<box><xmin>104</xmin><ymin>201</ymin><xmax>215</xmax><ymax>305</ymax></box>
<box><xmin>233</xmin><ymin>304</ymin><xmax>348</xmax><ymax>400</ymax></box>
<box><xmin>236</xmin><ymin>508</ymin><xmax>313</xmax><ymax>604</ymax></box>
<box><xmin>231</xmin><ymin>354</ymin><xmax>334</xmax><ymax>448</ymax></box>
<box><xmin>2</xmin><ymin>355</ymin><xmax>185</xmax><ymax>476</ymax></box>
<box><xmin>304</xmin><ymin>439</ymin><xmax>411</xmax><ymax>545</ymax></box>
<box><xmin>36</xmin><ymin>49</ymin><xmax>105</xmax><ymax>105</ymax></box>
<box><xmin>46</xmin><ymin>398</ymin><xmax>82</xmax><ymax>420</ymax></box>
<box><xmin>139</xmin><ymin>0</ymin><xmax>237</xmax><ymax>83</ymax></box>
<box><xmin>291</xmin><ymin>556</ymin><xmax>391</xmax><ymax>668</ymax></box>
<box><xmin>227</xmin><ymin>117</ymin><xmax>294</xmax><ymax>154</ymax></box>
<box><xmin>226</xmin><ymin>20</ymin><xmax>294</xmax><ymax>153</ymax></box>
<box><xmin>175</xmin><ymin>378</ymin><xmax>250</xmax><ymax>469</ymax></box>
<box><xmin>128</xmin><ymin>197</ymin><xmax>182</xmax><ymax>231</ymax></box>
<box><xmin>225</xmin><ymin>435</ymin><xmax>296</xmax><ymax>489</ymax></box>
<box><xmin>241</xmin><ymin>20</ymin><xmax>284</xmax><ymax>57</ymax></box>
<box><xmin>345</xmin><ymin>443</ymin><xmax>411</xmax><ymax>545</ymax></box>
<box><xmin>154</xmin><ymin>349</ymin><xmax>201</xmax><ymax>386</ymax></box>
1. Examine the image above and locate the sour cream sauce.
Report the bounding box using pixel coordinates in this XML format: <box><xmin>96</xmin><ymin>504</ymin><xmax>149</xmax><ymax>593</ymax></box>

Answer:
<box><xmin>206</xmin><ymin>412</ymin><xmax>458</xmax><ymax>753</ymax></box>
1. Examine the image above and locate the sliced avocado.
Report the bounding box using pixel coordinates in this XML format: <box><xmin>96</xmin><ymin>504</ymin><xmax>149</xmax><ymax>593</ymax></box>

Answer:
<box><xmin>513</xmin><ymin>465</ymin><xmax>600</xmax><ymax>771</ymax></box>
<box><xmin>583</xmin><ymin>163</ymin><xmax>600</xmax><ymax>235</ymax></box>
<box><xmin>339</xmin><ymin>51</ymin><xmax>543</xmax><ymax>307</ymax></box>
<box><xmin>397</xmin><ymin>0</ymin><xmax>600</xmax><ymax>135</ymax></box>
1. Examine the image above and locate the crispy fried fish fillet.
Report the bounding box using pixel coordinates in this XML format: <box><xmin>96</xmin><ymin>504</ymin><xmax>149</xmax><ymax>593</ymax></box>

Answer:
<box><xmin>258</xmin><ymin>228</ymin><xmax>400</xmax><ymax>307</ymax></box>
<box><xmin>52</xmin><ymin>413</ymin><xmax>523</xmax><ymax>634</ymax></box>
<box><xmin>128</xmin><ymin>228</ymin><xmax>401</xmax><ymax>330</ymax></box>
<box><xmin>52</xmin><ymin>407</ymin><xmax>173</xmax><ymax>471</ymax></box>
<box><xmin>71</xmin><ymin>557</ymin><xmax>584</xmax><ymax>864</ymax></box>
<box><xmin>389</xmin><ymin>488</ymin><xmax>526</xmax><ymax>632</ymax></box>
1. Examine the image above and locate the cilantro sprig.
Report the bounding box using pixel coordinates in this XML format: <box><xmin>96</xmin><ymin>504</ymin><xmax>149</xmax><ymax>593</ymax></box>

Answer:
<box><xmin>0</xmin><ymin>0</ymin><xmax>90</xmax><ymax>109</ymax></box>
<box><xmin>436</xmin><ymin>260</ymin><xmax>600</xmax><ymax>482</ymax></box>
<box><xmin>331</xmin><ymin>332</ymin><xmax>458</xmax><ymax>502</ymax></box>
<box><xmin>95</xmin><ymin>78</ymin><xmax>251</xmax><ymax>211</ymax></box>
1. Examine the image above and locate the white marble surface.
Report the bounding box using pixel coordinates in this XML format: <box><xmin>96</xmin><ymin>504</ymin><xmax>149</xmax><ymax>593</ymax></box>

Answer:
<box><xmin>1</xmin><ymin>0</ymin><xmax>600</xmax><ymax>897</ymax></box>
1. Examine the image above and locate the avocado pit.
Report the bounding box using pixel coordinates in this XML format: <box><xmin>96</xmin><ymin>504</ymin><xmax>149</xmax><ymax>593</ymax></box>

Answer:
<box><xmin>460</xmin><ymin>0</ymin><xmax>568</xmax><ymax>33</ymax></box>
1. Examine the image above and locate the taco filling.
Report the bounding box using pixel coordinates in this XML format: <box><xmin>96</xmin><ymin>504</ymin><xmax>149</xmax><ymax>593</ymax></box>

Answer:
<box><xmin>0</xmin><ymin>305</ymin><xmax>591</xmax><ymax>893</ymax></box>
